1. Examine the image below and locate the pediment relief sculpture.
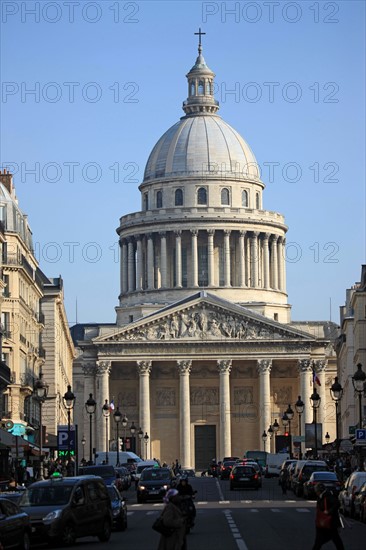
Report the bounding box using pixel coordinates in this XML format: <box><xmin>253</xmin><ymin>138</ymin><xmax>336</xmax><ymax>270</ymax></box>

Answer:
<box><xmin>105</xmin><ymin>305</ymin><xmax>309</xmax><ymax>343</ymax></box>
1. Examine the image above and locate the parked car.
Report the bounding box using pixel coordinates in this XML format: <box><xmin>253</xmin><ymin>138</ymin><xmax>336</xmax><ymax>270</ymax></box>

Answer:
<box><xmin>78</xmin><ymin>464</ymin><xmax>116</xmax><ymax>486</ymax></box>
<box><xmin>19</xmin><ymin>474</ymin><xmax>112</xmax><ymax>546</ymax></box>
<box><xmin>290</xmin><ymin>460</ymin><xmax>307</xmax><ymax>492</ymax></box>
<box><xmin>220</xmin><ymin>461</ymin><xmax>237</xmax><ymax>480</ymax></box>
<box><xmin>115</xmin><ymin>467</ymin><xmax>131</xmax><ymax>491</ymax></box>
<box><xmin>0</xmin><ymin>498</ymin><xmax>31</xmax><ymax>550</ymax></box>
<box><xmin>293</xmin><ymin>461</ymin><xmax>328</xmax><ymax>497</ymax></box>
<box><xmin>230</xmin><ymin>465</ymin><xmax>261</xmax><ymax>490</ymax></box>
<box><xmin>0</xmin><ymin>491</ymin><xmax>25</xmax><ymax>505</ymax></box>
<box><xmin>136</xmin><ymin>467</ymin><xmax>176</xmax><ymax>503</ymax></box>
<box><xmin>339</xmin><ymin>471</ymin><xmax>366</xmax><ymax>517</ymax></box>
<box><xmin>303</xmin><ymin>471</ymin><xmax>342</xmax><ymax>499</ymax></box>
<box><xmin>286</xmin><ymin>461</ymin><xmax>298</xmax><ymax>488</ymax></box>
<box><xmin>353</xmin><ymin>480</ymin><xmax>366</xmax><ymax>521</ymax></box>
<box><xmin>107</xmin><ymin>485</ymin><xmax>127</xmax><ymax>531</ymax></box>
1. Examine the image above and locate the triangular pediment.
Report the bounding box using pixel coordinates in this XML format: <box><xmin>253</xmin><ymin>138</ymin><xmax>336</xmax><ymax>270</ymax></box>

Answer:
<box><xmin>95</xmin><ymin>292</ymin><xmax>314</xmax><ymax>344</ymax></box>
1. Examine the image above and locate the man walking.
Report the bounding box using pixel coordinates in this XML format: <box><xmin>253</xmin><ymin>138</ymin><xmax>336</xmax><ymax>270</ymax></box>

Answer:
<box><xmin>312</xmin><ymin>483</ymin><xmax>344</xmax><ymax>550</ymax></box>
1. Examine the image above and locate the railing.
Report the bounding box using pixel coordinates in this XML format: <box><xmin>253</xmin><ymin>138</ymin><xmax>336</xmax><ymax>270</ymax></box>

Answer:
<box><xmin>20</xmin><ymin>370</ymin><xmax>35</xmax><ymax>388</ymax></box>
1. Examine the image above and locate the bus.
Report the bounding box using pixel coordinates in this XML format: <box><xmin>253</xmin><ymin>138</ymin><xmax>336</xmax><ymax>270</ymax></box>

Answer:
<box><xmin>244</xmin><ymin>450</ymin><xmax>268</xmax><ymax>470</ymax></box>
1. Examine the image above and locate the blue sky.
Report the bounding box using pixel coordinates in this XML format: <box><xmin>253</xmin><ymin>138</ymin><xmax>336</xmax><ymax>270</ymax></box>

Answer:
<box><xmin>1</xmin><ymin>0</ymin><xmax>365</xmax><ymax>324</ymax></box>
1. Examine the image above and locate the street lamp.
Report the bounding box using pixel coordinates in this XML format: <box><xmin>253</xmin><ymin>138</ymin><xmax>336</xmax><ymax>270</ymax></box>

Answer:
<box><xmin>352</xmin><ymin>363</ymin><xmax>366</xmax><ymax>470</ymax></box>
<box><xmin>325</xmin><ymin>432</ymin><xmax>330</xmax><ymax>445</ymax></box>
<box><xmin>102</xmin><ymin>400</ymin><xmax>110</xmax><ymax>464</ymax></box>
<box><xmin>63</xmin><ymin>385</ymin><xmax>76</xmax><ymax>475</ymax></box>
<box><xmin>262</xmin><ymin>430</ymin><xmax>268</xmax><ymax>451</ymax></box>
<box><xmin>121</xmin><ymin>414</ymin><xmax>128</xmax><ymax>449</ymax></box>
<box><xmin>85</xmin><ymin>393</ymin><xmax>96</xmax><ymax>464</ymax></box>
<box><xmin>143</xmin><ymin>432</ymin><xmax>149</xmax><ymax>460</ymax></box>
<box><xmin>285</xmin><ymin>404</ymin><xmax>294</xmax><ymax>458</ymax></box>
<box><xmin>295</xmin><ymin>395</ymin><xmax>304</xmax><ymax>459</ymax></box>
<box><xmin>330</xmin><ymin>377</ymin><xmax>343</xmax><ymax>458</ymax></box>
<box><xmin>272</xmin><ymin>419</ymin><xmax>279</xmax><ymax>452</ymax></box>
<box><xmin>34</xmin><ymin>369</ymin><xmax>48</xmax><ymax>479</ymax></box>
<box><xmin>138</xmin><ymin>427</ymin><xmax>143</xmax><ymax>458</ymax></box>
<box><xmin>130</xmin><ymin>422</ymin><xmax>136</xmax><ymax>453</ymax></box>
<box><xmin>310</xmin><ymin>387</ymin><xmax>321</xmax><ymax>459</ymax></box>
<box><xmin>81</xmin><ymin>436</ymin><xmax>86</xmax><ymax>461</ymax></box>
<box><xmin>113</xmin><ymin>407</ymin><xmax>122</xmax><ymax>466</ymax></box>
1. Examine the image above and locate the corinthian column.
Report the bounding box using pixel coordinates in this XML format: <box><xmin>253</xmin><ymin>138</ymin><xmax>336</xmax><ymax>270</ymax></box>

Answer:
<box><xmin>207</xmin><ymin>229</ymin><xmax>215</xmax><ymax>286</ymax></box>
<box><xmin>160</xmin><ymin>232</ymin><xmax>167</xmax><ymax>288</ymax></box>
<box><xmin>96</xmin><ymin>360</ymin><xmax>111</xmax><ymax>454</ymax></box>
<box><xmin>191</xmin><ymin>230</ymin><xmax>198</xmax><ymax>287</ymax></box>
<box><xmin>218</xmin><ymin>360</ymin><xmax>232</xmax><ymax>459</ymax></box>
<box><xmin>136</xmin><ymin>236</ymin><xmax>143</xmax><ymax>291</ymax></box>
<box><xmin>250</xmin><ymin>232</ymin><xmax>259</xmax><ymax>287</ymax></box>
<box><xmin>262</xmin><ymin>233</ymin><xmax>270</xmax><ymax>289</ymax></box>
<box><xmin>298</xmin><ymin>359</ymin><xmax>313</xmax><ymax>434</ymax></box>
<box><xmin>224</xmin><ymin>230</ymin><xmax>231</xmax><ymax>287</ymax></box>
<box><xmin>277</xmin><ymin>236</ymin><xmax>285</xmax><ymax>291</ymax></box>
<box><xmin>271</xmin><ymin>235</ymin><xmax>279</xmax><ymax>290</ymax></box>
<box><xmin>239</xmin><ymin>230</ymin><xmax>246</xmax><ymax>287</ymax></box>
<box><xmin>127</xmin><ymin>239</ymin><xmax>135</xmax><ymax>292</ymax></box>
<box><xmin>177</xmin><ymin>360</ymin><xmax>192</xmax><ymax>468</ymax></box>
<box><xmin>147</xmin><ymin>233</ymin><xmax>154</xmax><ymax>290</ymax></box>
<box><xmin>315</xmin><ymin>360</ymin><xmax>327</xmax><ymax>427</ymax></box>
<box><xmin>175</xmin><ymin>230</ymin><xmax>182</xmax><ymax>288</ymax></box>
<box><xmin>257</xmin><ymin>360</ymin><xmax>272</xmax><ymax>449</ymax></box>
<box><xmin>82</xmin><ymin>363</ymin><xmax>96</xmax><ymax>459</ymax></box>
<box><xmin>137</xmin><ymin>361</ymin><xmax>152</xmax><ymax>459</ymax></box>
<box><xmin>120</xmin><ymin>239</ymin><xmax>128</xmax><ymax>295</ymax></box>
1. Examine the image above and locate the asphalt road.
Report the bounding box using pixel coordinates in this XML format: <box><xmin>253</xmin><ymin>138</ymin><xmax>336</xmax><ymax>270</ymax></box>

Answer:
<box><xmin>40</xmin><ymin>477</ymin><xmax>366</xmax><ymax>550</ymax></box>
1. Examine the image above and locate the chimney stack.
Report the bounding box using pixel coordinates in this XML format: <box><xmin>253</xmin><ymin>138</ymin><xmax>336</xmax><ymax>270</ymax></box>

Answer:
<box><xmin>0</xmin><ymin>168</ymin><xmax>14</xmax><ymax>195</ymax></box>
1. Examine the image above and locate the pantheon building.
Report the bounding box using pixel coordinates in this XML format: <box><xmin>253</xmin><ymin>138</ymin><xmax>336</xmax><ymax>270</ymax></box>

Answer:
<box><xmin>73</xmin><ymin>40</ymin><xmax>339</xmax><ymax>469</ymax></box>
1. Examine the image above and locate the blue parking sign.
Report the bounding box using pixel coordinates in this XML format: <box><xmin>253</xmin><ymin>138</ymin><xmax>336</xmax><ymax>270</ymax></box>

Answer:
<box><xmin>356</xmin><ymin>429</ymin><xmax>366</xmax><ymax>445</ymax></box>
<box><xmin>57</xmin><ymin>425</ymin><xmax>76</xmax><ymax>452</ymax></box>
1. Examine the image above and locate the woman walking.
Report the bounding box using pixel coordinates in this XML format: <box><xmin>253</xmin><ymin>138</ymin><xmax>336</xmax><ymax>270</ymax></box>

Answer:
<box><xmin>157</xmin><ymin>488</ymin><xmax>187</xmax><ymax>550</ymax></box>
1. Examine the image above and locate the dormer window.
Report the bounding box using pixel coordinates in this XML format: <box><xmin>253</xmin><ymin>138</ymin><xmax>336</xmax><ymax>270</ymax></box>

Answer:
<box><xmin>175</xmin><ymin>188</ymin><xmax>183</xmax><ymax>206</ymax></box>
<box><xmin>156</xmin><ymin>190</ymin><xmax>163</xmax><ymax>208</ymax></box>
<box><xmin>197</xmin><ymin>187</ymin><xmax>207</xmax><ymax>205</ymax></box>
<box><xmin>221</xmin><ymin>188</ymin><xmax>230</xmax><ymax>206</ymax></box>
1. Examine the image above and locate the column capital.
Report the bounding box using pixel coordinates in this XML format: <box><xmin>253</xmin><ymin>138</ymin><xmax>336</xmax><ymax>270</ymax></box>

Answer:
<box><xmin>174</xmin><ymin>229</ymin><xmax>182</xmax><ymax>237</ymax></box>
<box><xmin>159</xmin><ymin>231</ymin><xmax>167</xmax><ymax>238</ymax></box>
<box><xmin>82</xmin><ymin>363</ymin><xmax>96</xmax><ymax>377</ymax></box>
<box><xmin>177</xmin><ymin>360</ymin><xmax>192</xmax><ymax>375</ymax></box>
<box><xmin>277</xmin><ymin>235</ymin><xmax>285</xmax><ymax>244</ymax></box>
<box><xmin>271</xmin><ymin>234</ymin><xmax>279</xmax><ymax>243</ymax></box>
<box><xmin>224</xmin><ymin>229</ymin><xmax>231</xmax><ymax>236</ymax></box>
<box><xmin>313</xmin><ymin>359</ymin><xmax>327</xmax><ymax>372</ymax></box>
<box><xmin>191</xmin><ymin>229</ymin><xmax>198</xmax><ymax>237</ymax></box>
<box><xmin>126</xmin><ymin>237</ymin><xmax>134</xmax><ymax>245</ymax></box>
<box><xmin>217</xmin><ymin>359</ymin><xmax>232</xmax><ymax>374</ymax></box>
<box><xmin>146</xmin><ymin>233</ymin><xmax>153</xmax><ymax>241</ymax></box>
<box><xmin>298</xmin><ymin>359</ymin><xmax>312</xmax><ymax>373</ymax></box>
<box><xmin>135</xmin><ymin>234</ymin><xmax>142</xmax><ymax>242</ymax></box>
<box><xmin>251</xmin><ymin>231</ymin><xmax>260</xmax><ymax>238</ymax></box>
<box><xmin>207</xmin><ymin>229</ymin><xmax>215</xmax><ymax>236</ymax></box>
<box><xmin>137</xmin><ymin>360</ymin><xmax>152</xmax><ymax>375</ymax></box>
<box><xmin>262</xmin><ymin>232</ymin><xmax>270</xmax><ymax>242</ymax></box>
<box><xmin>257</xmin><ymin>359</ymin><xmax>272</xmax><ymax>374</ymax></box>
<box><xmin>96</xmin><ymin>360</ymin><xmax>111</xmax><ymax>376</ymax></box>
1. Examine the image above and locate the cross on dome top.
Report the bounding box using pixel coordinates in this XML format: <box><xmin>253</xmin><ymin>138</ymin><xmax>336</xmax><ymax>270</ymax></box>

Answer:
<box><xmin>194</xmin><ymin>27</ymin><xmax>206</xmax><ymax>54</ymax></box>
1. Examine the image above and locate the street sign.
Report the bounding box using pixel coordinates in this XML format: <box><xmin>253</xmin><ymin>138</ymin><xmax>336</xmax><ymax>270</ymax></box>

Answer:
<box><xmin>349</xmin><ymin>425</ymin><xmax>357</xmax><ymax>435</ymax></box>
<box><xmin>355</xmin><ymin>429</ymin><xmax>366</xmax><ymax>446</ymax></box>
<box><xmin>57</xmin><ymin>425</ymin><xmax>76</xmax><ymax>455</ymax></box>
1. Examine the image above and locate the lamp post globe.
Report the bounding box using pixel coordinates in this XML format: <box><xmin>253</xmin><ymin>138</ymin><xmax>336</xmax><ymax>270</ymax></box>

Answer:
<box><xmin>310</xmin><ymin>388</ymin><xmax>321</xmax><ymax>459</ymax></box>
<box><xmin>295</xmin><ymin>396</ymin><xmax>304</xmax><ymax>459</ymax></box>
<box><xmin>113</xmin><ymin>407</ymin><xmax>122</xmax><ymax>465</ymax></box>
<box><xmin>63</xmin><ymin>385</ymin><xmax>75</xmax><ymax>474</ymax></box>
<box><xmin>330</xmin><ymin>377</ymin><xmax>343</xmax><ymax>458</ymax></box>
<box><xmin>85</xmin><ymin>393</ymin><xmax>96</xmax><ymax>464</ymax></box>
<box><xmin>143</xmin><ymin>432</ymin><xmax>149</xmax><ymax>460</ymax></box>
<box><xmin>262</xmin><ymin>430</ymin><xmax>267</xmax><ymax>451</ymax></box>
<box><xmin>102</xmin><ymin>400</ymin><xmax>110</xmax><ymax>464</ymax></box>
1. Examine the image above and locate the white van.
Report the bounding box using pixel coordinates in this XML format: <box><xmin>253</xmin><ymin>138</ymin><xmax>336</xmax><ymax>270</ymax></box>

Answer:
<box><xmin>265</xmin><ymin>453</ymin><xmax>290</xmax><ymax>477</ymax></box>
<box><xmin>95</xmin><ymin>450</ymin><xmax>142</xmax><ymax>466</ymax></box>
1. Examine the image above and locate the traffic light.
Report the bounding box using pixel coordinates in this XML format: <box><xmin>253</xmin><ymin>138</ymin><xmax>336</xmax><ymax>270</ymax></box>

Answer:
<box><xmin>284</xmin><ymin>431</ymin><xmax>289</xmax><ymax>437</ymax></box>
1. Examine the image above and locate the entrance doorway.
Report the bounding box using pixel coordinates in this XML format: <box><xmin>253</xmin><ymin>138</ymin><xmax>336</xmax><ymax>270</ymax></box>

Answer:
<box><xmin>194</xmin><ymin>425</ymin><xmax>216</xmax><ymax>470</ymax></box>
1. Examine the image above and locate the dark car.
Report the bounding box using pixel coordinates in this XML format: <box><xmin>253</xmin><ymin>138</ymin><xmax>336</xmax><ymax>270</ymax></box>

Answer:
<box><xmin>137</xmin><ymin>467</ymin><xmax>175</xmax><ymax>503</ymax></box>
<box><xmin>230</xmin><ymin>465</ymin><xmax>261</xmax><ymax>490</ymax></box>
<box><xmin>354</xmin><ymin>480</ymin><xmax>366</xmax><ymax>522</ymax></box>
<box><xmin>115</xmin><ymin>467</ymin><xmax>131</xmax><ymax>491</ymax></box>
<box><xmin>303</xmin><ymin>471</ymin><xmax>342</xmax><ymax>499</ymax></box>
<box><xmin>0</xmin><ymin>491</ymin><xmax>25</xmax><ymax>505</ymax></box>
<box><xmin>220</xmin><ymin>461</ymin><xmax>238</xmax><ymax>480</ymax></box>
<box><xmin>293</xmin><ymin>461</ymin><xmax>328</xmax><ymax>497</ymax></box>
<box><xmin>107</xmin><ymin>485</ymin><xmax>127</xmax><ymax>531</ymax></box>
<box><xmin>79</xmin><ymin>465</ymin><xmax>116</xmax><ymax>486</ymax></box>
<box><xmin>19</xmin><ymin>474</ymin><xmax>112</xmax><ymax>546</ymax></box>
<box><xmin>0</xmin><ymin>498</ymin><xmax>31</xmax><ymax>550</ymax></box>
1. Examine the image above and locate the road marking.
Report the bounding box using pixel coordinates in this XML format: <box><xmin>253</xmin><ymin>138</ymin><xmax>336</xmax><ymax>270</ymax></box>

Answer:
<box><xmin>219</xmin><ymin>500</ymin><xmax>230</xmax><ymax>504</ymax></box>
<box><xmin>216</xmin><ymin>478</ymin><xmax>225</xmax><ymax>501</ymax></box>
<box><xmin>153</xmin><ymin>503</ymin><xmax>163</xmax><ymax>506</ymax></box>
<box><xmin>285</xmin><ymin>500</ymin><xmax>296</xmax><ymax>503</ymax></box>
<box><xmin>223</xmin><ymin>509</ymin><xmax>249</xmax><ymax>550</ymax></box>
<box><xmin>197</xmin><ymin>501</ymin><xmax>208</xmax><ymax>504</ymax></box>
<box><xmin>146</xmin><ymin>511</ymin><xmax>158</xmax><ymax>515</ymax></box>
<box><xmin>296</xmin><ymin>508</ymin><xmax>310</xmax><ymax>513</ymax></box>
<box><xmin>249</xmin><ymin>509</ymin><xmax>259</xmax><ymax>512</ymax></box>
<box><xmin>270</xmin><ymin>508</ymin><xmax>281</xmax><ymax>512</ymax></box>
<box><xmin>241</xmin><ymin>500</ymin><xmax>253</xmax><ymax>503</ymax></box>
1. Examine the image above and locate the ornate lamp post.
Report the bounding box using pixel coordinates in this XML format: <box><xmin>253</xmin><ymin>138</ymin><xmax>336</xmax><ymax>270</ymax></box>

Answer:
<box><xmin>310</xmin><ymin>388</ymin><xmax>321</xmax><ymax>459</ymax></box>
<box><xmin>330</xmin><ymin>377</ymin><xmax>343</xmax><ymax>458</ymax></box>
<box><xmin>325</xmin><ymin>432</ymin><xmax>330</xmax><ymax>445</ymax></box>
<box><xmin>138</xmin><ymin>427</ymin><xmax>143</xmax><ymax>457</ymax></box>
<box><xmin>121</xmin><ymin>414</ymin><xmax>128</xmax><ymax>449</ymax></box>
<box><xmin>130</xmin><ymin>422</ymin><xmax>136</xmax><ymax>453</ymax></box>
<box><xmin>295</xmin><ymin>395</ymin><xmax>304</xmax><ymax>459</ymax></box>
<box><xmin>272</xmin><ymin>419</ymin><xmax>279</xmax><ymax>452</ymax></box>
<box><xmin>113</xmin><ymin>407</ymin><xmax>122</xmax><ymax>466</ymax></box>
<box><xmin>63</xmin><ymin>385</ymin><xmax>76</xmax><ymax>474</ymax></box>
<box><xmin>281</xmin><ymin>412</ymin><xmax>290</xmax><ymax>456</ymax></box>
<box><xmin>34</xmin><ymin>368</ymin><xmax>48</xmax><ymax>479</ymax></box>
<box><xmin>285</xmin><ymin>404</ymin><xmax>294</xmax><ymax>458</ymax></box>
<box><xmin>143</xmin><ymin>432</ymin><xmax>149</xmax><ymax>460</ymax></box>
<box><xmin>262</xmin><ymin>430</ymin><xmax>267</xmax><ymax>452</ymax></box>
<box><xmin>81</xmin><ymin>436</ymin><xmax>86</xmax><ymax>461</ymax></box>
<box><xmin>85</xmin><ymin>393</ymin><xmax>96</xmax><ymax>464</ymax></box>
<box><xmin>102</xmin><ymin>400</ymin><xmax>110</xmax><ymax>464</ymax></box>
<box><xmin>267</xmin><ymin>425</ymin><xmax>274</xmax><ymax>451</ymax></box>
<box><xmin>352</xmin><ymin>363</ymin><xmax>366</xmax><ymax>470</ymax></box>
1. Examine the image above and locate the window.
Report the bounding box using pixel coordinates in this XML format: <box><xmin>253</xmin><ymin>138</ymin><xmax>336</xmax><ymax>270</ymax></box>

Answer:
<box><xmin>198</xmin><ymin>80</ymin><xmax>204</xmax><ymax>95</ymax></box>
<box><xmin>242</xmin><ymin>190</ymin><xmax>248</xmax><ymax>207</ymax></box>
<box><xmin>206</xmin><ymin>81</ymin><xmax>211</xmax><ymax>94</ymax></box>
<box><xmin>198</xmin><ymin>246</ymin><xmax>208</xmax><ymax>286</ymax></box>
<box><xmin>190</xmin><ymin>82</ymin><xmax>195</xmax><ymax>95</ymax></box>
<box><xmin>156</xmin><ymin>190</ymin><xmax>163</xmax><ymax>208</ymax></box>
<box><xmin>175</xmin><ymin>189</ymin><xmax>183</xmax><ymax>206</ymax></box>
<box><xmin>197</xmin><ymin>187</ymin><xmax>207</xmax><ymax>205</ymax></box>
<box><xmin>129</xmin><ymin>315</ymin><xmax>133</xmax><ymax>323</ymax></box>
<box><xmin>221</xmin><ymin>188</ymin><xmax>230</xmax><ymax>205</ymax></box>
<box><xmin>256</xmin><ymin>192</ymin><xmax>260</xmax><ymax>209</ymax></box>
<box><xmin>144</xmin><ymin>193</ymin><xmax>149</xmax><ymax>211</ymax></box>
<box><xmin>274</xmin><ymin>313</ymin><xmax>278</xmax><ymax>321</ymax></box>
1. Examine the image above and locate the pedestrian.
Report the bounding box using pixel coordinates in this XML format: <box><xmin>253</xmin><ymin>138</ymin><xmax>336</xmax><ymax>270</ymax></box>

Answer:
<box><xmin>279</xmin><ymin>467</ymin><xmax>288</xmax><ymax>495</ymax></box>
<box><xmin>312</xmin><ymin>483</ymin><xmax>344</xmax><ymax>550</ymax></box>
<box><xmin>156</xmin><ymin>488</ymin><xmax>187</xmax><ymax>550</ymax></box>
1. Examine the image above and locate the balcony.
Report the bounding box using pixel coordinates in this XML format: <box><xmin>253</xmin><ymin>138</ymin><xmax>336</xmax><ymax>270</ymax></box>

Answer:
<box><xmin>20</xmin><ymin>370</ymin><xmax>35</xmax><ymax>389</ymax></box>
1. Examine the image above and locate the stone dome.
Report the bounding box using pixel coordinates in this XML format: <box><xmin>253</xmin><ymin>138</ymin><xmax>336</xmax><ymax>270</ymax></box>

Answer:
<box><xmin>143</xmin><ymin>114</ymin><xmax>260</xmax><ymax>183</ymax></box>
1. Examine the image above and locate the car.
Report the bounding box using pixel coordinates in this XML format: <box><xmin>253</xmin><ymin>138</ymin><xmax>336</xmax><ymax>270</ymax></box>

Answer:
<box><xmin>0</xmin><ymin>491</ymin><xmax>25</xmax><ymax>505</ymax></box>
<box><xmin>339</xmin><ymin>471</ymin><xmax>366</xmax><ymax>517</ymax></box>
<box><xmin>220</xmin><ymin>461</ymin><xmax>237</xmax><ymax>480</ymax></box>
<box><xmin>287</xmin><ymin>461</ymin><xmax>298</xmax><ymax>489</ymax></box>
<box><xmin>134</xmin><ymin>460</ymin><xmax>160</xmax><ymax>486</ymax></box>
<box><xmin>18</xmin><ymin>474</ymin><xmax>113</xmax><ymax>546</ymax></box>
<box><xmin>353</xmin><ymin>480</ymin><xmax>366</xmax><ymax>521</ymax></box>
<box><xmin>229</xmin><ymin>465</ymin><xmax>261</xmax><ymax>490</ymax></box>
<box><xmin>303</xmin><ymin>471</ymin><xmax>342</xmax><ymax>499</ymax></box>
<box><xmin>177</xmin><ymin>468</ymin><xmax>196</xmax><ymax>478</ymax></box>
<box><xmin>106</xmin><ymin>485</ymin><xmax>127</xmax><ymax>531</ymax></box>
<box><xmin>293</xmin><ymin>461</ymin><xmax>328</xmax><ymax>497</ymax></box>
<box><xmin>78</xmin><ymin>464</ymin><xmax>116</xmax><ymax>486</ymax></box>
<box><xmin>115</xmin><ymin>467</ymin><xmax>131</xmax><ymax>491</ymax></box>
<box><xmin>0</xmin><ymin>498</ymin><xmax>31</xmax><ymax>550</ymax></box>
<box><xmin>137</xmin><ymin>467</ymin><xmax>176</xmax><ymax>503</ymax></box>
<box><xmin>290</xmin><ymin>460</ymin><xmax>307</xmax><ymax>492</ymax></box>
